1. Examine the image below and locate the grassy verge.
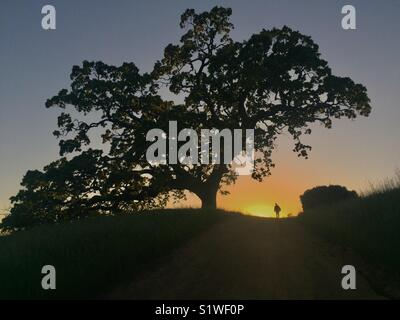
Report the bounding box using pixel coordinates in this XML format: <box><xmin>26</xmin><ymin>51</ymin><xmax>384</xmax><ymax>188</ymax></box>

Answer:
<box><xmin>0</xmin><ymin>209</ymin><xmax>226</xmax><ymax>299</ymax></box>
<box><xmin>301</xmin><ymin>186</ymin><xmax>400</xmax><ymax>296</ymax></box>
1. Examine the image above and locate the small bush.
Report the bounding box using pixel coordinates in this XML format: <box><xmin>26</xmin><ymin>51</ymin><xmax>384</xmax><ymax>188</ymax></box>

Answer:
<box><xmin>300</xmin><ymin>185</ymin><xmax>358</xmax><ymax>213</ymax></box>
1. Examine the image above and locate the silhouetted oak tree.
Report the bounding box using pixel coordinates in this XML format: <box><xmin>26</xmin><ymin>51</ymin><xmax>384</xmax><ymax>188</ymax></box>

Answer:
<box><xmin>3</xmin><ymin>7</ymin><xmax>371</xmax><ymax>229</ymax></box>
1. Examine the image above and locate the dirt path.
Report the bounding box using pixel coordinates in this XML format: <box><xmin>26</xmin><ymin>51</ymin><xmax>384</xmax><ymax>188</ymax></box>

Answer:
<box><xmin>110</xmin><ymin>215</ymin><xmax>383</xmax><ymax>299</ymax></box>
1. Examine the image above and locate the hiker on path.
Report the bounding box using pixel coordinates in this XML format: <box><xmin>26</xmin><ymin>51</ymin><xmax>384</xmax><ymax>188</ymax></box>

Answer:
<box><xmin>274</xmin><ymin>203</ymin><xmax>281</xmax><ymax>218</ymax></box>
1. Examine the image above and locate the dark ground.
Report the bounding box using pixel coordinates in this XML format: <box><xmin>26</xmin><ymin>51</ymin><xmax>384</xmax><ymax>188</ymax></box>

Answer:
<box><xmin>110</xmin><ymin>215</ymin><xmax>383</xmax><ymax>299</ymax></box>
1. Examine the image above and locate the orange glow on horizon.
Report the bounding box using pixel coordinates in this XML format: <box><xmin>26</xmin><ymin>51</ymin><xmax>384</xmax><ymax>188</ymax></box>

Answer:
<box><xmin>167</xmin><ymin>128</ymin><xmax>377</xmax><ymax>217</ymax></box>
<box><xmin>167</xmin><ymin>132</ymin><xmax>361</xmax><ymax>217</ymax></box>
<box><xmin>240</xmin><ymin>204</ymin><xmax>275</xmax><ymax>218</ymax></box>
<box><xmin>168</xmin><ymin>173</ymin><xmax>304</xmax><ymax>218</ymax></box>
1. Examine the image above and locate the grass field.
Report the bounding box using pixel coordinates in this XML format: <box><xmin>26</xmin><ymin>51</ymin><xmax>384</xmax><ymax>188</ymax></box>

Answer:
<box><xmin>2</xmin><ymin>180</ymin><xmax>400</xmax><ymax>299</ymax></box>
<box><xmin>301</xmin><ymin>180</ymin><xmax>400</xmax><ymax>277</ymax></box>
<box><xmin>0</xmin><ymin>209</ymin><xmax>226</xmax><ymax>299</ymax></box>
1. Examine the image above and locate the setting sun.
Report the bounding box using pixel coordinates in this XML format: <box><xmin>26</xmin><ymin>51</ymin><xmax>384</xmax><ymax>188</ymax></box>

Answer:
<box><xmin>241</xmin><ymin>204</ymin><xmax>275</xmax><ymax>218</ymax></box>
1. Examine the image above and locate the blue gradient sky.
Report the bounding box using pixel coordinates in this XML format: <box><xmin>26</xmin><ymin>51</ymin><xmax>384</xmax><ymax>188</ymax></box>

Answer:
<box><xmin>1</xmin><ymin>0</ymin><xmax>399</xmax><ymax>215</ymax></box>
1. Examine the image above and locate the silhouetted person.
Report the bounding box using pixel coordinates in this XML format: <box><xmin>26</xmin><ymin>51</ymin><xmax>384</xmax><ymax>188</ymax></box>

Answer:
<box><xmin>274</xmin><ymin>203</ymin><xmax>281</xmax><ymax>218</ymax></box>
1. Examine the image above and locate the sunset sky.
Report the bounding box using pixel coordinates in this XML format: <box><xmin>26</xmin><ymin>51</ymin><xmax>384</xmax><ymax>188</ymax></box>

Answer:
<box><xmin>1</xmin><ymin>0</ymin><xmax>400</xmax><ymax>218</ymax></box>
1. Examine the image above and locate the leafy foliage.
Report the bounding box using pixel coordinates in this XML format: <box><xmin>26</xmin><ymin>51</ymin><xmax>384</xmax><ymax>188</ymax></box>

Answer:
<box><xmin>2</xmin><ymin>150</ymin><xmax>170</xmax><ymax>230</ymax></box>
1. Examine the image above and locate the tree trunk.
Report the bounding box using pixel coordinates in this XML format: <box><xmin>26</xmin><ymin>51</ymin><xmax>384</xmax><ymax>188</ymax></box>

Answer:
<box><xmin>199</xmin><ymin>188</ymin><xmax>217</xmax><ymax>210</ymax></box>
<box><xmin>196</xmin><ymin>165</ymin><xmax>228</xmax><ymax>210</ymax></box>
<box><xmin>182</xmin><ymin>165</ymin><xmax>227</xmax><ymax>211</ymax></box>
